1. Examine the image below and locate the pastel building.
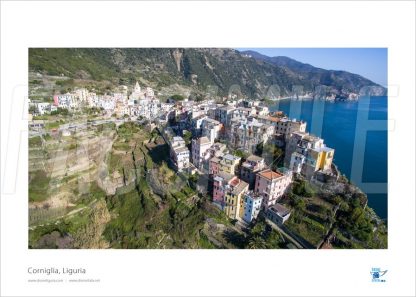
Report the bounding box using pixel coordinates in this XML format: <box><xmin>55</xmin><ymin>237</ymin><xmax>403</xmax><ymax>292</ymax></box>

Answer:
<box><xmin>212</xmin><ymin>172</ymin><xmax>235</xmax><ymax>209</ymax></box>
<box><xmin>191</xmin><ymin>136</ymin><xmax>212</xmax><ymax>169</ymax></box>
<box><xmin>209</xmin><ymin>156</ymin><xmax>221</xmax><ymax>176</ymax></box>
<box><xmin>302</xmin><ymin>146</ymin><xmax>335</xmax><ymax>178</ymax></box>
<box><xmin>257</xmin><ymin>116</ymin><xmax>307</xmax><ymax>141</ymax></box>
<box><xmin>240</xmin><ymin>155</ymin><xmax>267</xmax><ymax>190</ymax></box>
<box><xmin>223</xmin><ymin>178</ymin><xmax>249</xmax><ymax>220</ymax></box>
<box><xmin>254</xmin><ymin>168</ymin><xmax>293</xmax><ymax>207</ymax></box>
<box><xmin>53</xmin><ymin>94</ymin><xmax>74</xmax><ymax>109</ymax></box>
<box><xmin>219</xmin><ymin>154</ymin><xmax>241</xmax><ymax>175</ymax></box>
<box><xmin>284</xmin><ymin>131</ymin><xmax>324</xmax><ymax>167</ymax></box>
<box><xmin>242</xmin><ymin>191</ymin><xmax>263</xmax><ymax>223</ymax></box>
<box><xmin>285</xmin><ymin>131</ymin><xmax>334</xmax><ymax>179</ymax></box>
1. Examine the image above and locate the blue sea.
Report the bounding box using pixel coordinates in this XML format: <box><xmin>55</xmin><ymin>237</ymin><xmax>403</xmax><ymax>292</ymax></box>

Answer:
<box><xmin>270</xmin><ymin>96</ymin><xmax>388</xmax><ymax>220</ymax></box>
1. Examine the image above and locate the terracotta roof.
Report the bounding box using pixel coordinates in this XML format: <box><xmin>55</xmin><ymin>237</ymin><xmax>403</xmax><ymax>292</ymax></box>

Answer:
<box><xmin>258</xmin><ymin>169</ymin><xmax>283</xmax><ymax>180</ymax></box>
<box><xmin>265</xmin><ymin>116</ymin><xmax>280</xmax><ymax>123</ymax></box>
<box><xmin>232</xmin><ymin>179</ymin><xmax>248</xmax><ymax>195</ymax></box>
<box><xmin>229</xmin><ymin>177</ymin><xmax>240</xmax><ymax>187</ymax></box>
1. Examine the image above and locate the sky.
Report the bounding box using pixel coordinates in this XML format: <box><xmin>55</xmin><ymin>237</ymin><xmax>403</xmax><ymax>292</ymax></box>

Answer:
<box><xmin>236</xmin><ymin>48</ymin><xmax>387</xmax><ymax>86</ymax></box>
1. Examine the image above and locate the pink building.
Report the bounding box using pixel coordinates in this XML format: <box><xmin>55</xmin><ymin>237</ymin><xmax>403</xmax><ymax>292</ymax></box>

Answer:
<box><xmin>209</xmin><ymin>156</ymin><xmax>221</xmax><ymax>176</ymax></box>
<box><xmin>212</xmin><ymin>171</ymin><xmax>235</xmax><ymax>209</ymax></box>
<box><xmin>254</xmin><ymin>168</ymin><xmax>292</xmax><ymax>207</ymax></box>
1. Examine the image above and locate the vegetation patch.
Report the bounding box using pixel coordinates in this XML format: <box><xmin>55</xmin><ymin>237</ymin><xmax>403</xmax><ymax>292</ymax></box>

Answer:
<box><xmin>29</xmin><ymin>170</ymin><xmax>52</xmax><ymax>202</ymax></box>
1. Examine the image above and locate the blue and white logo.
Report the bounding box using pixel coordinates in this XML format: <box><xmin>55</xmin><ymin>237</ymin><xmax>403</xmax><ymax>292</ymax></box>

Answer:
<box><xmin>370</xmin><ymin>268</ymin><xmax>387</xmax><ymax>282</ymax></box>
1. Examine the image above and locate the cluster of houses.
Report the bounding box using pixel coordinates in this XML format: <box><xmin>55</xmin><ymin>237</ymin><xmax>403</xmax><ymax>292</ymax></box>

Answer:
<box><xmin>160</xmin><ymin>96</ymin><xmax>337</xmax><ymax>227</ymax></box>
<box><xmin>29</xmin><ymin>79</ymin><xmax>337</xmax><ymax>227</ymax></box>
<box><xmin>29</xmin><ymin>82</ymin><xmax>163</xmax><ymax>119</ymax></box>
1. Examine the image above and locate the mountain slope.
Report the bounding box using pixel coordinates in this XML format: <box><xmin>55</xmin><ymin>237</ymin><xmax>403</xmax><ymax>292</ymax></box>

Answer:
<box><xmin>29</xmin><ymin>48</ymin><xmax>386</xmax><ymax>99</ymax></box>
<box><xmin>240</xmin><ymin>50</ymin><xmax>386</xmax><ymax>98</ymax></box>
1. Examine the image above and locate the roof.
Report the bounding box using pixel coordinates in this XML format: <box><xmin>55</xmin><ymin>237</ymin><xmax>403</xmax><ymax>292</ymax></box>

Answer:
<box><xmin>269</xmin><ymin>203</ymin><xmax>290</xmax><ymax>217</ymax></box>
<box><xmin>231</xmin><ymin>179</ymin><xmax>248</xmax><ymax>195</ymax></box>
<box><xmin>244</xmin><ymin>191</ymin><xmax>263</xmax><ymax>201</ymax></box>
<box><xmin>196</xmin><ymin>136</ymin><xmax>211</xmax><ymax>145</ymax></box>
<box><xmin>312</xmin><ymin>146</ymin><xmax>334</xmax><ymax>153</ymax></box>
<box><xmin>172</xmin><ymin>136</ymin><xmax>184</xmax><ymax>142</ymax></box>
<box><xmin>303</xmin><ymin>134</ymin><xmax>321</xmax><ymax>142</ymax></box>
<box><xmin>223</xmin><ymin>154</ymin><xmax>241</xmax><ymax>162</ymax></box>
<box><xmin>174</xmin><ymin>146</ymin><xmax>189</xmax><ymax>153</ymax></box>
<box><xmin>258</xmin><ymin>169</ymin><xmax>283</xmax><ymax>180</ymax></box>
<box><xmin>219</xmin><ymin>105</ymin><xmax>235</xmax><ymax>111</ymax></box>
<box><xmin>237</xmin><ymin>107</ymin><xmax>253</xmax><ymax>112</ymax></box>
<box><xmin>246</xmin><ymin>155</ymin><xmax>264</xmax><ymax>162</ymax></box>
<box><xmin>202</xmin><ymin>117</ymin><xmax>221</xmax><ymax>124</ymax></box>
<box><xmin>193</xmin><ymin>114</ymin><xmax>208</xmax><ymax>120</ymax></box>
<box><xmin>211</xmin><ymin>142</ymin><xmax>226</xmax><ymax>150</ymax></box>
<box><xmin>210</xmin><ymin>156</ymin><xmax>221</xmax><ymax>163</ymax></box>
<box><xmin>214</xmin><ymin>171</ymin><xmax>235</xmax><ymax>183</ymax></box>
<box><xmin>258</xmin><ymin>115</ymin><xmax>280</xmax><ymax>123</ymax></box>
<box><xmin>277</xmin><ymin>167</ymin><xmax>292</xmax><ymax>176</ymax></box>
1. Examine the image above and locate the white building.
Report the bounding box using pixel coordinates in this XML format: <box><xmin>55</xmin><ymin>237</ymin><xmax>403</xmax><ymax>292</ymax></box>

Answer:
<box><xmin>169</xmin><ymin>136</ymin><xmax>190</xmax><ymax>172</ymax></box>
<box><xmin>130</xmin><ymin>81</ymin><xmax>142</xmax><ymax>100</ymax></box>
<box><xmin>201</xmin><ymin>118</ymin><xmax>222</xmax><ymax>144</ymax></box>
<box><xmin>54</xmin><ymin>94</ymin><xmax>73</xmax><ymax>109</ymax></box>
<box><xmin>289</xmin><ymin>152</ymin><xmax>306</xmax><ymax>174</ymax></box>
<box><xmin>265</xmin><ymin>203</ymin><xmax>291</xmax><ymax>225</ymax></box>
<box><xmin>191</xmin><ymin>136</ymin><xmax>212</xmax><ymax>170</ymax></box>
<box><xmin>144</xmin><ymin>87</ymin><xmax>155</xmax><ymax>98</ymax></box>
<box><xmin>35</xmin><ymin>102</ymin><xmax>51</xmax><ymax>115</ymax></box>
<box><xmin>242</xmin><ymin>191</ymin><xmax>263</xmax><ymax>223</ymax></box>
<box><xmin>172</xmin><ymin>146</ymin><xmax>190</xmax><ymax>172</ymax></box>
<box><xmin>230</xmin><ymin>118</ymin><xmax>275</xmax><ymax>153</ymax></box>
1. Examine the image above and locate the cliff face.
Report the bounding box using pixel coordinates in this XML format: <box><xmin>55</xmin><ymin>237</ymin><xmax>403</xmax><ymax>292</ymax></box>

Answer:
<box><xmin>29</xmin><ymin>48</ymin><xmax>386</xmax><ymax>99</ymax></box>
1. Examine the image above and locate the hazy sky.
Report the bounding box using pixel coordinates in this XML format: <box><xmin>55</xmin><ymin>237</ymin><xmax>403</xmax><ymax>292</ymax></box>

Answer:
<box><xmin>236</xmin><ymin>48</ymin><xmax>387</xmax><ymax>86</ymax></box>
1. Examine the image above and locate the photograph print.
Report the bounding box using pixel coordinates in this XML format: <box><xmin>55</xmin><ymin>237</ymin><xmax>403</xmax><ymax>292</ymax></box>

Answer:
<box><xmin>28</xmin><ymin>48</ymin><xmax>388</xmax><ymax>249</ymax></box>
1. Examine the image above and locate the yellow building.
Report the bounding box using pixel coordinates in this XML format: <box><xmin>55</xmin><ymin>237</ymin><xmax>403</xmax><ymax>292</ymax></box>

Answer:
<box><xmin>219</xmin><ymin>154</ymin><xmax>241</xmax><ymax>175</ymax></box>
<box><xmin>223</xmin><ymin>177</ymin><xmax>249</xmax><ymax>220</ymax></box>
<box><xmin>304</xmin><ymin>146</ymin><xmax>335</xmax><ymax>178</ymax></box>
<box><xmin>308</xmin><ymin>147</ymin><xmax>334</xmax><ymax>171</ymax></box>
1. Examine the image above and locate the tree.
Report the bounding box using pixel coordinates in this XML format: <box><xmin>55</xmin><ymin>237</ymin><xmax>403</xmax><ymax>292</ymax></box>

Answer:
<box><xmin>292</xmin><ymin>180</ymin><xmax>313</xmax><ymax>197</ymax></box>
<box><xmin>188</xmin><ymin>173</ymin><xmax>199</xmax><ymax>191</ymax></box>
<box><xmin>296</xmin><ymin>199</ymin><xmax>306</xmax><ymax>211</ymax></box>
<box><xmin>234</xmin><ymin>149</ymin><xmax>248</xmax><ymax>159</ymax></box>
<box><xmin>170</xmin><ymin>94</ymin><xmax>184</xmax><ymax>101</ymax></box>
<box><xmin>339</xmin><ymin>201</ymin><xmax>350</xmax><ymax>212</ymax></box>
<box><xmin>265</xmin><ymin>229</ymin><xmax>284</xmax><ymax>248</ymax></box>
<box><xmin>333</xmin><ymin>195</ymin><xmax>343</xmax><ymax>205</ymax></box>
<box><xmin>29</xmin><ymin>105</ymin><xmax>37</xmax><ymax>114</ymax></box>
<box><xmin>183</xmin><ymin>131</ymin><xmax>192</xmax><ymax>146</ymax></box>
<box><xmin>248</xmin><ymin>236</ymin><xmax>266</xmax><ymax>249</ymax></box>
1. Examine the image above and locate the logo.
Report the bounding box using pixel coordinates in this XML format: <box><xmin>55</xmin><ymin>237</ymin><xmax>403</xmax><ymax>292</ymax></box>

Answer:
<box><xmin>370</xmin><ymin>268</ymin><xmax>387</xmax><ymax>282</ymax></box>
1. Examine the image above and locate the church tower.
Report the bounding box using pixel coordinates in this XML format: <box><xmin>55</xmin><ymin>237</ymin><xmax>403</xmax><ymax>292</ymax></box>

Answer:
<box><xmin>134</xmin><ymin>81</ymin><xmax>141</xmax><ymax>94</ymax></box>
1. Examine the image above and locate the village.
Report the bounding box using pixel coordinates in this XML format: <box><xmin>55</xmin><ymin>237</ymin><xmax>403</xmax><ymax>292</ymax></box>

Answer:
<box><xmin>28</xmin><ymin>81</ymin><xmax>340</xmax><ymax>236</ymax></box>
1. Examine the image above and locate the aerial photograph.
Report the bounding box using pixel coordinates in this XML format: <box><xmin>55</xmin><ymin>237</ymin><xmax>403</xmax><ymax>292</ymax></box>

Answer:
<box><xmin>28</xmin><ymin>48</ymin><xmax>388</xmax><ymax>249</ymax></box>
